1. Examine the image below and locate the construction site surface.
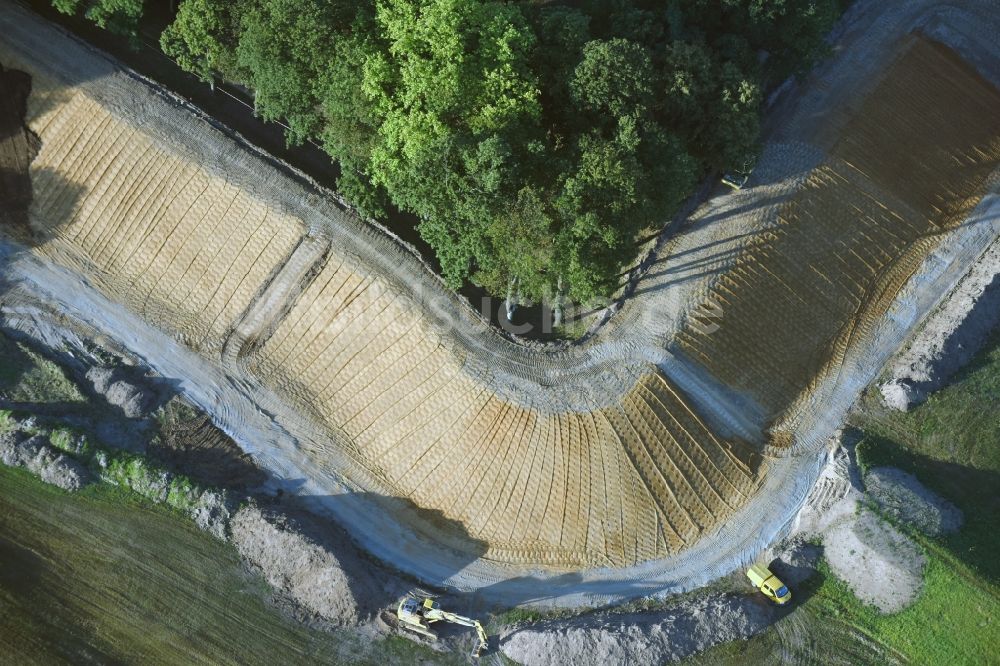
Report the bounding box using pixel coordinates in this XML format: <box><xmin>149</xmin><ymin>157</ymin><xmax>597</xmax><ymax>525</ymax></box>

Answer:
<box><xmin>1</xmin><ymin>0</ymin><xmax>998</xmax><ymax>604</ymax></box>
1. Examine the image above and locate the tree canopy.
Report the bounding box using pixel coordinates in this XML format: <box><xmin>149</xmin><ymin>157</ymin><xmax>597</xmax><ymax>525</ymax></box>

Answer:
<box><xmin>64</xmin><ymin>0</ymin><xmax>844</xmax><ymax>304</ymax></box>
<box><xmin>52</xmin><ymin>0</ymin><xmax>145</xmax><ymax>38</ymax></box>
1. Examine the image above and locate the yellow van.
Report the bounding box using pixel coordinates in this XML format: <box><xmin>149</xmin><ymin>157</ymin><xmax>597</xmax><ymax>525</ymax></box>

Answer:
<box><xmin>747</xmin><ymin>563</ymin><xmax>792</xmax><ymax>605</ymax></box>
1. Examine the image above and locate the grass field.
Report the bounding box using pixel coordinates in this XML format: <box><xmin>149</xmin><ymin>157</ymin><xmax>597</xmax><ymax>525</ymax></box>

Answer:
<box><xmin>852</xmin><ymin>330</ymin><xmax>1000</xmax><ymax>585</ymax></box>
<box><xmin>685</xmin><ymin>331</ymin><xmax>1000</xmax><ymax>664</ymax></box>
<box><xmin>0</xmin><ymin>465</ymin><xmax>462</xmax><ymax>665</ymax></box>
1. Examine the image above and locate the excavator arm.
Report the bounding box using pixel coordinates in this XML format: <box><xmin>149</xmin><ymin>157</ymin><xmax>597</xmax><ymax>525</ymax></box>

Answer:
<box><xmin>396</xmin><ymin>595</ymin><xmax>490</xmax><ymax>658</ymax></box>
<box><xmin>426</xmin><ymin>610</ymin><xmax>489</xmax><ymax>657</ymax></box>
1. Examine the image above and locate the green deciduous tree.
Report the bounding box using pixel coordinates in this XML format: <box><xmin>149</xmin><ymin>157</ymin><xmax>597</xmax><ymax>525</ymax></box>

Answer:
<box><xmin>236</xmin><ymin>0</ymin><xmax>351</xmax><ymax>145</ymax></box>
<box><xmin>160</xmin><ymin>0</ymin><xmax>241</xmax><ymax>82</ymax></box>
<box><xmin>360</xmin><ymin>0</ymin><xmax>542</xmax><ymax>290</ymax></box>
<box><xmin>658</xmin><ymin>39</ymin><xmax>760</xmax><ymax>169</ymax></box>
<box><xmin>85</xmin><ymin>0</ymin><xmax>144</xmax><ymax>37</ymax></box>
<box><xmin>51</xmin><ymin>0</ymin><xmax>144</xmax><ymax>38</ymax></box>
<box><xmin>571</xmin><ymin>38</ymin><xmax>654</xmax><ymax>123</ymax></box>
<box><xmin>153</xmin><ymin>0</ymin><xmax>842</xmax><ymax>308</ymax></box>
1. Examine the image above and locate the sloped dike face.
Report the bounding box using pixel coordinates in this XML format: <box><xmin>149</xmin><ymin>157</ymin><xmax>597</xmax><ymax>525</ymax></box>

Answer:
<box><xmin>5</xmin><ymin>15</ymin><xmax>999</xmax><ymax>576</ymax></box>
<box><xmin>678</xmin><ymin>35</ymin><xmax>1000</xmax><ymax>440</ymax></box>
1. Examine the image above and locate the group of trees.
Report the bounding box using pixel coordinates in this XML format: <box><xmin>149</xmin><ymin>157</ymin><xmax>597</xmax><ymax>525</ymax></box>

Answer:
<box><xmin>52</xmin><ymin>0</ymin><xmax>145</xmax><ymax>38</ymax></box>
<box><xmin>53</xmin><ymin>0</ymin><xmax>842</xmax><ymax>305</ymax></box>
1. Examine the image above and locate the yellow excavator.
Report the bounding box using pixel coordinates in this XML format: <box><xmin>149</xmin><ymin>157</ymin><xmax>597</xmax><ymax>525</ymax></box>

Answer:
<box><xmin>395</xmin><ymin>593</ymin><xmax>490</xmax><ymax>658</ymax></box>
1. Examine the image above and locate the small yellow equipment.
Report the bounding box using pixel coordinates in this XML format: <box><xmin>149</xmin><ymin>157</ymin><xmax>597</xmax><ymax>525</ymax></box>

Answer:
<box><xmin>747</xmin><ymin>563</ymin><xmax>792</xmax><ymax>605</ymax></box>
<box><xmin>721</xmin><ymin>171</ymin><xmax>750</xmax><ymax>189</ymax></box>
<box><xmin>722</xmin><ymin>160</ymin><xmax>754</xmax><ymax>190</ymax></box>
<box><xmin>396</xmin><ymin>593</ymin><xmax>490</xmax><ymax>658</ymax></box>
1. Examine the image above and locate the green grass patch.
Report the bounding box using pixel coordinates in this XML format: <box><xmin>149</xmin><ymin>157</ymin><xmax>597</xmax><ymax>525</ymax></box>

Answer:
<box><xmin>853</xmin><ymin>329</ymin><xmax>1000</xmax><ymax>472</ymax></box>
<box><xmin>0</xmin><ymin>331</ymin><xmax>86</xmax><ymax>404</ymax></box>
<box><xmin>855</xmin><ymin>432</ymin><xmax>999</xmax><ymax>583</ymax></box>
<box><xmin>0</xmin><ymin>409</ymin><xmax>15</xmax><ymax>434</ymax></box>
<box><xmin>686</xmin><ymin>547</ymin><xmax>998</xmax><ymax>665</ymax></box>
<box><xmin>7</xmin><ymin>346</ymin><xmax>85</xmax><ymax>404</ymax></box>
<box><xmin>48</xmin><ymin>426</ymin><xmax>92</xmax><ymax>457</ymax></box>
<box><xmin>852</xmin><ymin>330</ymin><xmax>1000</xmax><ymax>584</ymax></box>
<box><xmin>100</xmin><ymin>451</ymin><xmax>204</xmax><ymax>513</ymax></box>
<box><xmin>811</xmin><ymin>554</ymin><xmax>998</xmax><ymax>664</ymax></box>
<box><xmin>552</xmin><ymin>317</ymin><xmax>592</xmax><ymax>342</ymax></box>
<box><xmin>491</xmin><ymin>606</ymin><xmax>548</xmax><ymax>628</ymax></box>
<box><xmin>688</xmin><ymin>332</ymin><xmax>1000</xmax><ymax>664</ymax></box>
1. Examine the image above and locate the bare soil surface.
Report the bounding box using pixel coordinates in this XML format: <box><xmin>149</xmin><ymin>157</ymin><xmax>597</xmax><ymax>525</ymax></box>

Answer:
<box><xmin>824</xmin><ymin>508</ymin><xmax>926</xmax><ymax>614</ymax></box>
<box><xmin>84</xmin><ymin>366</ymin><xmax>162</xmax><ymax>420</ymax></box>
<box><xmin>0</xmin><ymin>430</ymin><xmax>90</xmax><ymax>490</ymax></box>
<box><xmin>230</xmin><ymin>503</ymin><xmax>401</xmax><ymax>628</ymax></box>
<box><xmin>790</xmin><ymin>434</ymin><xmax>926</xmax><ymax>614</ymax></box>
<box><xmin>149</xmin><ymin>399</ymin><xmax>267</xmax><ymax>491</ymax></box>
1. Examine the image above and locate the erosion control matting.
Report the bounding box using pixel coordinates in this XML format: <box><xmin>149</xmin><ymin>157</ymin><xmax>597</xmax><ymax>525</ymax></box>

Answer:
<box><xmin>678</xmin><ymin>35</ymin><xmax>1000</xmax><ymax>439</ymax></box>
<box><xmin>23</xmin><ymin>82</ymin><xmax>304</xmax><ymax>355</ymax></box>
<box><xmin>252</xmin><ymin>271</ymin><xmax>763</xmax><ymax>567</ymax></box>
<box><xmin>7</xmin><ymin>4</ymin><xmax>1000</xmax><ymax>578</ymax></box>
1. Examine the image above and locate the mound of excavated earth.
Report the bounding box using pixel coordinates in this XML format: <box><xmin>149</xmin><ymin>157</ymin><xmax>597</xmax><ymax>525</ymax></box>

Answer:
<box><xmin>824</xmin><ymin>508</ymin><xmax>926</xmax><ymax>613</ymax></box>
<box><xmin>1</xmin><ymin>0</ymin><xmax>999</xmax><ymax>597</ymax></box>
<box><xmin>793</xmin><ymin>435</ymin><xmax>927</xmax><ymax>614</ymax></box>
<box><xmin>86</xmin><ymin>366</ymin><xmax>160</xmax><ymax>420</ymax></box>
<box><xmin>865</xmin><ymin>467</ymin><xmax>963</xmax><ymax>536</ymax></box>
<box><xmin>0</xmin><ymin>431</ymin><xmax>91</xmax><ymax>490</ymax></box>
<box><xmin>882</xmin><ymin>238</ymin><xmax>1000</xmax><ymax>411</ymax></box>
<box><xmin>229</xmin><ymin>504</ymin><xmax>386</xmax><ymax>626</ymax></box>
<box><xmin>501</xmin><ymin>595</ymin><xmax>774</xmax><ymax>666</ymax></box>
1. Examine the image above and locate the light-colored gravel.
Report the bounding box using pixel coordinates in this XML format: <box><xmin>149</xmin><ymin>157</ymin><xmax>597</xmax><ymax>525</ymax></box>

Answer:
<box><xmin>824</xmin><ymin>508</ymin><xmax>926</xmax><ymax>613</ymax></box>
<box><xmin>500</xmin><ymin>595</ymin><xmax>774</xmax><ymax>666</ymax></box>
<box><xmin>790</xmin><ymin>434</ymin><xmax>927</xmax><ymax>614</ymax></box>
<box><xmin>0</xmin><ymin>430</ymin><xmax>91</xmax><ymax>490</ymax></box>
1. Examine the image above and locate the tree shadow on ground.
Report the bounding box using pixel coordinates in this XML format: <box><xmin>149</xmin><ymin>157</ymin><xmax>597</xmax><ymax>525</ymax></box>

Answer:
<box><xmin>628</xmin><ymin>194</ymin><xmax>785</xmax><ymax>299</ymax></box>
<box><xmin>148</xmin><ymin>406</ymin><xmax>267</xmax><ymax>490</ymax></box>
<box><xmin>769</xmin><ymin>544</ymin><xmax>824</xmax><ymax>613</ymax></box>
<box><xmin>2</xmin><ymin>57</ymin><xmax>90</xmax><ymax>248</ymax></box>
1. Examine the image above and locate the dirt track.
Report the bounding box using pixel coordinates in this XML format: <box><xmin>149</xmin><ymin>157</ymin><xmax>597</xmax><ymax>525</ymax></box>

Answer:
<box><xmin>1</xmin><ymin>0</ymin><xmax>999</xmax><ymax>606</ymax></box>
